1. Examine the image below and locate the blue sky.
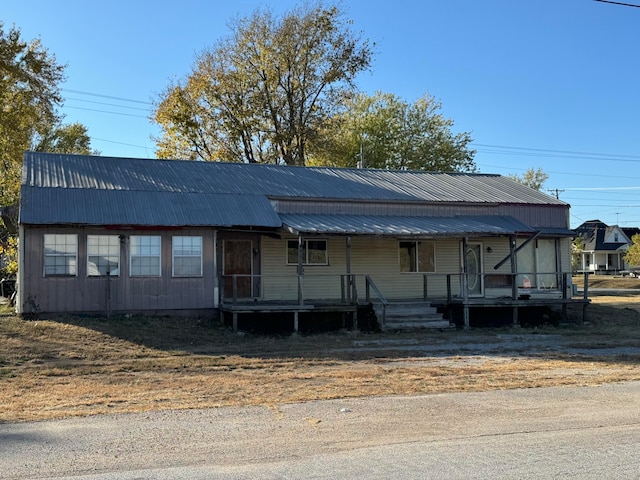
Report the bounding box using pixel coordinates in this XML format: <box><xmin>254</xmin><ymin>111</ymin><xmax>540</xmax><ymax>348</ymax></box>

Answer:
<box><xmin>5</xmin><ymin>0</ymin><xmax>640</xmax><ymax>229</ymax></box>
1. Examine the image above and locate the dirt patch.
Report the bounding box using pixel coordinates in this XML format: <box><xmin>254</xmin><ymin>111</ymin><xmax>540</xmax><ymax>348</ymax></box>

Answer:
<box><xmin>1</xmin><ymin>297</ymin><xmax>640</xmax><ymax>423</ymax></box>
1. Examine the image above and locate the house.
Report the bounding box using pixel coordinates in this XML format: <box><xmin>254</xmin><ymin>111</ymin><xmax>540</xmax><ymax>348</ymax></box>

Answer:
<box><xmin>575</xmin><ymin>220</ymin><xmax>640</xmax><ymax>274</ymax></box>
<box><xmin>17</xmin><ymin>152</ymin><xmax>585</xmax><ymax>330</ymax></box>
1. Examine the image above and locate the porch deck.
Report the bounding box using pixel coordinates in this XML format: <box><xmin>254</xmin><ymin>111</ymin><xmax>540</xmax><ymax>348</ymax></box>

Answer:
<box><xmin>220</xmin><ymin>272</ymin><xmax>592</xmax><ymax>332</ymax></box>
<box><xmin>220</xmin><ymin>300</ymin><xmax>358</xmax><ymax>332</ymax></box>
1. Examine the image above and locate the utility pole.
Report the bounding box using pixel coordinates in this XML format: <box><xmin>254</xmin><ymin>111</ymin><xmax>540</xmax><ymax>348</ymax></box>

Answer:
<box><xmin>548</xmin><ymin>188</ymin><xmax>564</xmax><ymax>199</ymax></box>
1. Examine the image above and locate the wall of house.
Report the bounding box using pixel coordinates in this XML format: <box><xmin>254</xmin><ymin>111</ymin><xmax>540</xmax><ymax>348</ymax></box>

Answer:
<box><xmin>272</xmin><ymin>200</ymin><xmax>570</xmax><ymax>229</ymax></box>
<box><xmin>20</xmin><ymin>226</ymin><xmax>217</xmax><ymax>315</ymax></box>
<box><xmin>260</xmin><ymin>235</ymin><xmax>524</xmax><ymax>302</ymax></box>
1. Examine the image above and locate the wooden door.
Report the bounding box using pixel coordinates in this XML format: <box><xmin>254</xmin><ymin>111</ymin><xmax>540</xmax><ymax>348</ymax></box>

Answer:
<box><xmin>223</xmin><ymin>240</ymin><xmax>252</xmax><ymax>299</ymax></box>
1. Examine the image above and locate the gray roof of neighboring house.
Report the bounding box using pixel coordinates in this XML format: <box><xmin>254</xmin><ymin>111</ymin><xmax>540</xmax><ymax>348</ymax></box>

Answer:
<box><xmin>20</xmin><ymin>152</ymin><xmax>569</xmax><ymax>229</ymax></box>
<box><xmin>575</xmin><ymin>219</ymin><xmax>630</xmax><ymax>251</ymax></box>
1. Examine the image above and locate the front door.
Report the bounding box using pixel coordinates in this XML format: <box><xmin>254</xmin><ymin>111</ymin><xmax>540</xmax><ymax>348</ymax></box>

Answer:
<box><xmin>465</xmin><ymin>243</ymin><xmax>484</xmax><ymax>297</ymax></box>
<box><xmin>223</xmin><ymin>240</ymin><xmax>252</xmax><ymax>299</ymax></box>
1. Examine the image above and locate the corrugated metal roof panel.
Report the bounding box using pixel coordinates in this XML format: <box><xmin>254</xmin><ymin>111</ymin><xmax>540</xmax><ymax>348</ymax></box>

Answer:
<box><xmin>280</xmin><ymin>214</ymin><xmax>536</xmax><ymax>237</ymax></box>
<box><xmin>22</xmin><ymin>152</ymin><xmax>568</xmax><ymax>205</ymax></box>
<box><xmin>20</xmin><ymin>187</ymin><xmax>281</xmax><ymax>227</ymax></box>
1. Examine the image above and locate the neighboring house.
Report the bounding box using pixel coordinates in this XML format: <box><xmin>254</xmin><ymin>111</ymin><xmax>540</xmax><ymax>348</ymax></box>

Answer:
<box><xmin>18</xmin><ymin>152</ymin><xmax>584</xmax><ymax>330</ymax></box>
<box><xmin>575</xmin><ymin>220</ymin><xmax>640</xmax><ymax>274</ymax></box>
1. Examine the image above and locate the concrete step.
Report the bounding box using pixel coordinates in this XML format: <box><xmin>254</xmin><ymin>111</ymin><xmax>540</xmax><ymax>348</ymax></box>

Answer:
<box><xmin>373</xmin><ymin>302</ymin><xmax>452</xmax><ymax>330</ymax></box>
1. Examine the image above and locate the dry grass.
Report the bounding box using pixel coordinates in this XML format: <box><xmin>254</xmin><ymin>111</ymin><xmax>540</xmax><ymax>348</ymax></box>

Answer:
<box><xmin>2</xmin><ymin>292</ymin><xmax>640</xmax><ymax>423</ymax></box>
<box><xmin>572</xmin><ymin>275</ymin><xmax>640</xmax><ymax>290</ymax></box>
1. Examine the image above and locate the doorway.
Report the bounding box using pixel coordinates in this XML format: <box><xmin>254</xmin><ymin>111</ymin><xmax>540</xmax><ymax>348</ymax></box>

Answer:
<box><xmin>465</xmin><ymin>243</ymin><xmax>484</xmax><ymax>297</ymax></box>
<box><xmin>223</xmin><ymin>240</ymin><xmax>253</xmax><ymax>299</ymax></box>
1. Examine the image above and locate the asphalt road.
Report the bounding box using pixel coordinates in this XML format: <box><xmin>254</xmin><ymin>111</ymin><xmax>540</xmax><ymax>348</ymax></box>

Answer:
<box><xmin>2</xmin><ymin>381</ymin><xmax>640</xmax><ymax>479</ymax></box>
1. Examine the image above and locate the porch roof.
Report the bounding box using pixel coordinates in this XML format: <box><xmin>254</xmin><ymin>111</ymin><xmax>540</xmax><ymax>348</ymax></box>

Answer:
<box><xmin>280</xmin><ymin>213</ymin><xmax>543</xmax><ymax>237</ymax></box>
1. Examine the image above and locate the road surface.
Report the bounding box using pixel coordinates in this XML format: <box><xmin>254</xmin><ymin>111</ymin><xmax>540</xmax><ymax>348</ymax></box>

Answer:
<box><xmin>2</xmin><ymin>381</ymin><xmax>640</xmax><ymax>479</ymax></box>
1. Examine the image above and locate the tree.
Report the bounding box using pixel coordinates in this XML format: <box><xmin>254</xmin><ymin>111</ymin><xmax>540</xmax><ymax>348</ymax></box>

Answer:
<box><xmin>153</xmin><ymin>2</ymin><xmax>373</xmax><ymax>165</ymax></box>
<box><xmin>572</xmin><ymin>236</ymin><xmax>584</xmax><ymax>272</ymax></box>
<box><xmin>308</xmin><ymin>91</ymin><xmax>476</xmax><ymax>171</ymax></box>
<box><xmin>625</xmin><ymin>234</ymin><xmax>640</xmax><ymax>267</ymax></box>
<box><xmin>0</xmin><ymin>22</ymin><xmax>65</xmax><ymax>206</ymax></box>
<box><xmin>32</xmin><ymin>122</ymin><xmax>100</xmax><ymax>155</ymax></box>
<box><xmin>508</xmin><ymin>167</ymin><xmax>549</xmax><ymax>191</ymax></box>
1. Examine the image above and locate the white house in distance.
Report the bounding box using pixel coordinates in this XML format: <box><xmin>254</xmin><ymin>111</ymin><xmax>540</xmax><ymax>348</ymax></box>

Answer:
<box><xmin>18</xmin><ymin>152</ymin><xmax>587</xmax><ymax>331</ymax></box>
<box><xmin>575</xmin><ymin>220</ymin><xmax>640</xmax><ymax>274</ymax></box>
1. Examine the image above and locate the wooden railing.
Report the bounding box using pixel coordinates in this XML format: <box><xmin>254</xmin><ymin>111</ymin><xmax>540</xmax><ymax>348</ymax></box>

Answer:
<box><xmin>221</xmin><ymin>271</ymin><xmax>588</xmax><ymax>306</ymax></box>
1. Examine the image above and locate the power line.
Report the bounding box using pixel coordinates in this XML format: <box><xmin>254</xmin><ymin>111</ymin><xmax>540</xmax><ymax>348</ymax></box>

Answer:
<box><xmin>594</xmin><ymin>0</ymin><xmax>640</xmax><ymax>7</ymax></box>
<box><xmin>473</xmin><ymin>143</ymin><xmax>640</xmax><ymax>163</ymax></box>
<box><xmin>66</xmin><ymin>96</ymin><xmax>151</xmax><ymax>112</ymax></box>
<box><xmin>92</xmin><ymin>137</ymin><xmax>155</xmax><ymax>150</ymax></box>
<box><xmin>63</xmin><ymin>105</ymin><xmax>149</xmax><ymax>119</ymax></box>
<box><xmin>61</xmin><ymin>88</ymin><xmax>153</xmax><ymax>105</ymax></box>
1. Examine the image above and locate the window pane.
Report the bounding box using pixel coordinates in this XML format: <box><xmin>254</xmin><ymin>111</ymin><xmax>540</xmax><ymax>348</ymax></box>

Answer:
<box><xmin>174</xmin><ymin>257</ymin><xmax>202</xmax><ymax>276</ymax></box>
<box><xmin>87</xmin><ymin>235</ymin><xmax>120</xmax><ymax>276</ymax></box>
<box><xmin>399</xmin><ymin>241</ymin><xmax>416</xmax><ymax>272</ymax></box>
<box><xmin>130</xmin><ymin>236</ymin><xmax>161</xmax><ymax>276</ymax></box>
<box><xmin>307</xmin><ymin>240</ymin><xmax>327</xmax><ymax>264</ymax></box>
<box><xmin>44</xmin><ymin>234</ymin><xmax>77</xmax><ymax>276</ymax></box>
<box><xmin>287</xmin><ymin>240</ymin><xmax>300</xmax><ymax>264</ymax></box>
<box><xmin>172</xmin><ymin>236</ymin><xmax>202</xmax><ymax>277</ymax></box>
<box><xmin>417</xmin><ymin>241</ymin><xmax>435</xmax><ymax>272</ymax></box>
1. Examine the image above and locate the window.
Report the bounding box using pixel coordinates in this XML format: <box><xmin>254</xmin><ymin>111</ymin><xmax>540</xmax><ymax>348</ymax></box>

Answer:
<box><xmin>87</xmin><ymin>235</ymin><xmax>120</xmax><ymax>276</ymax></box>
<box><xmin>130</xmin><ymin>236</ymin><xmax>161</xmax><ymax>276</ymax></box>
<box><xmin>44</xmin><ymin>234</ymin><xmax>77</xmax><ymax>276</ymax></box>
<box><xmin>287</xmin><ymin>239</ymin><xmax>328</xmax><ymax>265</ymax></box>
<box><xmin>399</xmin><ymin>241</ymin><xmax>435</xmax><ymax>273</ymax></box>
<box><xmin>173</xmin><ymin>236</ymin><xmax>203</xmax><ymax>277</ymax></box>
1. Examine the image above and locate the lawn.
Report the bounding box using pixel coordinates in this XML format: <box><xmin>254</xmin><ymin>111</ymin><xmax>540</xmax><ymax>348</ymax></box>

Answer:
<box><xmin>1</xmin><ymin>292</ymin><xmax>640</xmax><ymax>423</ymax></box>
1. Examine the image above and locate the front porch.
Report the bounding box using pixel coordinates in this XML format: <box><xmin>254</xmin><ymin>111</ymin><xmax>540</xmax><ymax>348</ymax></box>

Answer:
<box><xmin>220</xmin><ymin>272</ymin><xmax>591</xmax><ymax>332</ymax></box>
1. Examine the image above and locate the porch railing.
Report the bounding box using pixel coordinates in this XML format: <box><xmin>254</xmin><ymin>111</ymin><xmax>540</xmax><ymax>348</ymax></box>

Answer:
<box><xmin>222</xmin><ymin>273</ymin><xmax>361</xmax><ymax>306</ymax></box>
<box><xmin>221</xmin><ymin>271</ymin><xmax>588</xmax><ymax>306</ymax></box>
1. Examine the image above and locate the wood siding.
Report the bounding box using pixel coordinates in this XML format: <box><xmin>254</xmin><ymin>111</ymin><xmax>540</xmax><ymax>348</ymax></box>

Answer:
<box><xmin>21</xmin><ymin>226</ymin><xmax>217</xmax><ymax>315</ymax></box>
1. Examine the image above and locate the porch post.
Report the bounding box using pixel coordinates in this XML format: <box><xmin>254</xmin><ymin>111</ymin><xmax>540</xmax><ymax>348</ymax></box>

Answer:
<box><xmin>461</xmin><ymin>237</ymin><xmax>470</xmax><ymax>329</ymax></box>
<box><xmin>297</xmin><ymin>234</ymin><xmax>304</xmax><ymax>305</ymax></box>
<box><xmin>346</xmin><ymin>236</ymin><xmax>352</xmax><ymax>303</ymax></box>
<box><xmin>510</xmin><ymin>235</ymin><xmax>519</xmax><ymax>327</ymax></box>
<box><xmin>213</xmin><ymin>230</ymin><xmax>219</xmax><ymax>309</ymax></box>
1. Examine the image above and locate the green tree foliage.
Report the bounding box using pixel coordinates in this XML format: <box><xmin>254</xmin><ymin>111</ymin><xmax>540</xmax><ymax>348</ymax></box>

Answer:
<box><xmin>508</xmin><ymin>167</ymin><xmax>549</xmax><ymax>191</ymax></box>
<box><xmin>153</xmin><ymin>2</ymin><xmax>373</xmax><ymax>165</ymax></box>
<box><xmin>624</xmin><ymin>234</ymin><xmax>640</xmax><ymax>267</ymax></box>
<box><xmin>32</xmin><ymin>122</ymin><xmax>100</xmax><ymax>155</ymax></box>
<box><xmin>0</xmin><ymin>22</ymin><xmax>65</xmax><ymax>206</ymax></box>
<box><xmin>308</xmin><ymin>91</ymin><xmax>476</xmax><ymax>171</ymax></box>
<box><xmin>572</xmin><ymin>236</ymin><xmax>584</xmax><ymax>272</ymax></box>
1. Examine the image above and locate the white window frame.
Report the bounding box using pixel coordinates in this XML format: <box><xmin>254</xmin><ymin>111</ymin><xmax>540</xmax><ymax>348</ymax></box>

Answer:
<box><xmin>172</xmin><ymin>236</ymin><xmax>203</xmax><ymax>277</ymax></box>
<box><xmin>398</xmin><ymin>240</ymin><xmax>436</xmax><ymax>273</ymax></box>
<box><xmin>130</xmin><ymin>235</ymin><xmax>162</xmax><ymax>277</ymax></box>
<box><xmin>87</xmin><ymin>235</ymin><xmax>120</xmax><ymax>277</ymax></box>
<box><xmin>43</xmin><ymin>234</ymin><xmax>78</xmax><ymax>276</ymax></box>
<box><xmin>286</xmin><ymin>239</ymin><xmax>328</xmax><ymax>266</ymax></box>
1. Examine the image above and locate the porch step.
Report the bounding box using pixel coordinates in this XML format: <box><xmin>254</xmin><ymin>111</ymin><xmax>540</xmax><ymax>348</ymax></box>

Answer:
<box><xmin>373</xmin><ymin>302</ymin><xmax>452</xmax><ymax>330</ymax></box>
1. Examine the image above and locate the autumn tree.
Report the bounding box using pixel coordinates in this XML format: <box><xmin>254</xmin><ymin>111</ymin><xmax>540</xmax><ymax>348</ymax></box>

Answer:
<box><xmin>0</xmin><ymin>22</ymin><xmax>65</xmax><ymax>206</ymax></box>
<box><xmin>625</xmin><ymin>234</ymin><xmax>640</xmax><ymax>267</ymax></box>
<box><xmin>32</xmin><ymin>122</ymin><xmax>99</xmax><ymax>155</ymax></box>
<box><xmin>308</xmin><ymin>91</ymin><xmax>476</xmax><ymax>171</ymax></box>
<box><xmin>153</xmin><ymin>2</ymin><xmax>373</xmax><ymax>165</ymax></box>
<box><xmin>508</xmin><ymin>167</ymin><xmax>549</xmax><ymax>191</ymax></box>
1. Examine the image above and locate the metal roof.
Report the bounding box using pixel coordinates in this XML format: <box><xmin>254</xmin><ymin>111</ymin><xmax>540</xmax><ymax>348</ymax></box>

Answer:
<box><xmin>22</xmin><ymin>152</ymin><xmax>568</xmax><ymax>204</ymax></box>
<box><xmin>280</xmin><ymin>213</ymin><xmax>537</xmax><ymax>237</ymax></box>
<box><xmin>20</xmin><ymin>188</ymin><xmax>281</xmax><ymax>227</ymax></box>
<box><xmin>20</xmin><ymin>152</ymin><xmax>569</xmax><ymax>228</ymax></box>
